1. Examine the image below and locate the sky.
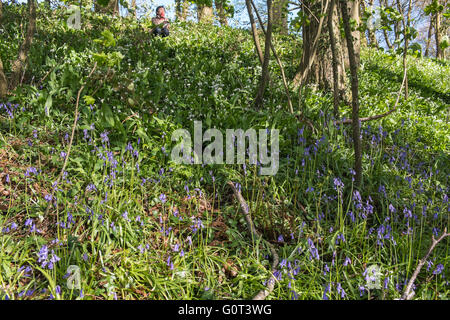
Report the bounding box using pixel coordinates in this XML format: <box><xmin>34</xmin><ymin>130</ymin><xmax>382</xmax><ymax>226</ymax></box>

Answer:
<box><xmin>10</xmin><ymin>0</ymin><xmax>430</xmax><ymax>44</ymax></box>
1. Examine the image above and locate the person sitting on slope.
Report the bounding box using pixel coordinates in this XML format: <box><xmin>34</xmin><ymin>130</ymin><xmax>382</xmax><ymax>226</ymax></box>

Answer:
<box><xmin>152</xmin><ymin>6</ymin><xmax>170</xmax><ymax>37</ymax></box>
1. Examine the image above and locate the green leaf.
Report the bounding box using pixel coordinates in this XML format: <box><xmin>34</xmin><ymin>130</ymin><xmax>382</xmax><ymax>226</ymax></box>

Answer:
<box><xmin>45</xmin><ymin>95</ymin><xmax>53</xmax><ymax>116</ymax></box>
<box><xmin>97</xmin><ymin>0</ymin><xmax>110</xmax><ymax>8</ymax></box>
<box><xmin>101</xmin><ymin>105</ymin><xmax>115</xmax><ymax>127</ymax></box>
<box><xmin>83</xmin><ymin>95</ymin><xmax>95</xmax><ymax>106</ymax></box>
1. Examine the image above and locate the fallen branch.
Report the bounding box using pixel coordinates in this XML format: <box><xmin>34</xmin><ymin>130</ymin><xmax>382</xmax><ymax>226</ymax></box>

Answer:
<box><xmin>227</xmin><ymin>181</ymin><xmax>279</xmax><ymax>300</ymax></box>
<box><xmin>401</xmin><ymin>228</ymin><xmax>449</xmax><ymax>300</ymax></box>
<box><xmin>44</xmin><ymin>62</ymin><xmax>97</xmax><ymax>216</ymax></box>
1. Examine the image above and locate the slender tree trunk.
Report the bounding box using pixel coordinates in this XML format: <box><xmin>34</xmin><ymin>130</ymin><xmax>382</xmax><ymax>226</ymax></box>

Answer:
<box><xmin>0</xmin><ymin>1</ymin><xmax>5</xmax><ymax>98</ymax></box>
<box><xmin>246</xmin><ymin>0</ymin><xmax>264</xmax><ymax>65</ymax></box>
<box><xmin>254</xmin><ymin>0</ymin><xmax>273</xmax><ymax>109</ymax></box>
<box><xmin>360</xmin><ymin>0</ymin><xmax>368</xmax><ymax>47</ymax></box>
<box><xmin>402</xmin><ymin>0</ymin><xmax>412</xmax><ymax>99</ymax></box>
<box><xmin>10</xmin><ymin>0</ymin><xmax>36</xmax><ymax>90</ymax></box>
<box><xmin>383</xmin><ymin>28</ymin><xmax>393</xmax><ymax>49</ymax></box>
<box><xmin>215</xmin><ymin>0</ymin><xmax>229</xmax><ymax>26</ymax></box>
<box><xmin>251</xmin><ymin>0</ymin><xmax>293</xmax><ymax>113</ymax></box>
<box><xmin>131</xmin><ymin>0</ymin><xmax>136</xmax><ymax>18</ymax></box>
<box><xmin>425</xmin><ymin>15</ymin><xmax>433</xmax><ymax>57</ymax></box>
<box><xmin>435</xmin><ymin>1</ymin><xmax>443</xmax><ymax>59</ymax></box>
<box><xmin>367</xmin><ymin>0</ymin><xmax>378</xmax><ymax>47</ymax></box>
<box><xmin>328</xmin><ymin>0</ymin><xmax>340</xmax><ymax>117</ymax></box>
<box><xmin>393</xmin><ymin>0</ymin><xmax>401</xmax><ymax>49</ymax></box>
<box><xmin>341</xmin><ymin>0</ymin><xmax>362</xmax><ymax>187</ymax></box>
<box><xmin>272</xmin><ymin>0</ymin><xmax>288</xmax><ymax>34</ymax></box>
<box><xmin>382</xmin><ymin>0</ymin><xmax>394</xmax><ymax>49</ymax></box>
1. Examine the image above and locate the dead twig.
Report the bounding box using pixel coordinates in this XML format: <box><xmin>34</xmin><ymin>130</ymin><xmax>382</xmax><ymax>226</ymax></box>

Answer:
<box><xmin>44</xmin><ymin>62</ymin><xmax>97</xmax><ymax>216</ymax></box>
<box><xmin>401</xmin><ymin>228</ymin><xmax>449</xmax><ymax>300</ymax></box>
<box><xmin>227</xmin><ymin>181</ymin><xmax>279</xmax><ymax>300</ymax></box>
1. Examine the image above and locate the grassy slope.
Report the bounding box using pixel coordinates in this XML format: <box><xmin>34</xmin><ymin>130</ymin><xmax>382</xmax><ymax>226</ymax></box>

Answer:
<box><xmin>0</xmin><ymin>5</ymin><xmax>449</xmax><ymax>300</ymax></box>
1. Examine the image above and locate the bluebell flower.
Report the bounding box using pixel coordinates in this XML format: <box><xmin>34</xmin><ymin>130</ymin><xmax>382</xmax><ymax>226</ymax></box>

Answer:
<box><xmin>343</xmin><ymin>257</ymin><xmax>351</xmax><ymax>266</ymax></box>
<box><xmin>433</xmin><ymin>264</ymin><xmax>444</xmax><ymax>275</ymax></box>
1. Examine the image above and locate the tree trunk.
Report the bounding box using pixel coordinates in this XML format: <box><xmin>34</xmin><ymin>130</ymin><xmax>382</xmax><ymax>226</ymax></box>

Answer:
<box><xmin>176</xmin><ymin>0</ymin><xmax>190</xmax><ymax>21</ymax></box>
<box><xmin>246</xmin><ymin>0</ymin><xmax>264</xmax><ymax>65</ymax></box>
<box><xmin>131</xmin><ymin>0</ymin><xmax>136</xmax><ymax>18</ymax></box>
<box><xmin>402</xmin><ymin>0</ymin><xmax>412</xmax><ymax>99</ymax></box>
<box><xmin>0</xmin><ymin>57</ymin><xmax>7</xmax><ymax>99</ymax></box>
<box><xmin>328</xmin><ymin>0</ymin><xmax>346</xmax><ymax>117</ymax></box>
<box><xmin>254</xmin><ymin>0</ymin><xmax>273</xmax><ymax>109</ymax></box>
<box><xmin>0</xmin><ymin>1</ymin><xmax>7</xmax><ymax>98</ymax></box>
<box><xmin>251</xmin><ymin>0</ymin><xmax>292</xmax><ymax>113</ymax></box>
<box><xmin>197</xmin><ymin>4</ymin><xmax>214</xmax><ymax>23</ymax></box>
<box><xmin>272</xmin><ymin>0</ymin><xmax>288</xmax><ymax>34</ymax></box>
<box><xmin>215</xmin><ymin>0</ymin><xmax>229</xmax><ymax>26</ymax></box>
<box><xmin>350</xmin><ymin>0</ymin><xmax>361</xmax><ymax>66</ymax></box>
<box><xmin>95</xmin><ymin>0</ymin><xmax>119</xmax><ymax>15</ymax></box>
<box><xmin>367</xmin><ymin>0</ymin><xmax>378</xmax><ymax>47</ymax></box>
<box><xmin>425</xmin><ymin>15</ymin><xmax>433</xmax><ymax>57</ymax></box>
<box><xmin>341</xmin><ymin>0</ymin><xmax>362</xmax><ymax>187</ymax></box>
<box><xmin>10</xmin><ymin>0</ymin><xmax>36</xmax><ymax>90</ymax></box>
<box><xmin>382</xmin><ymin>0</ymin><xmax>394</xmax><ymax>49</ymax></box>
<box><xmin>435</xmin><ymin>1</ymin><xmax>443</xmax><ymax>59</ymax></box>
<box><xmin>293</xmin><ymin>0</ymin><xmax>346</xmax><ymax>93</ymax></box>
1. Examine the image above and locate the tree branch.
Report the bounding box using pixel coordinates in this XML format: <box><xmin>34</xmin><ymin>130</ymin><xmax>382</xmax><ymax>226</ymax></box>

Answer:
<box><xmin>402</xmin><ymin>228</ymin><xmax>449</xmax><ymax>300</ymax></box>
<box><xmin>227</xmin><ymin>181</ymin><xmax>279</xmax><ymax>300</ymax></box>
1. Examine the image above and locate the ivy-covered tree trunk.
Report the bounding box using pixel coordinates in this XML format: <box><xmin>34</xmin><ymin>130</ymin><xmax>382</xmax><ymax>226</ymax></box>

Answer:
<box><xmin>176</xmin><ymin>0</ymin><xmax>190</xmax><ymax>21</ymax></box>
<box><xmin>272</xmin><ymin>0</ymin><xmax>288</xmax><ymax>34</ymax></box>
<box><xmin>365</xmin><ymin>0</ymin><xmax>378</xmax><ymax>47</ymax></box>
<box><xmin>215</xmin><ymin>0</ymin><xmax>229</xmax><ymax>26</ymax></box>
<box><xmin>95</xmin><ymin>0</ymin><xmax>119</xmax><ymax>15</ymax></box>
<box><xmin>10</xmin><ymin>0</ymin><xmax>36</xmax><ymax>90</ymax></box>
